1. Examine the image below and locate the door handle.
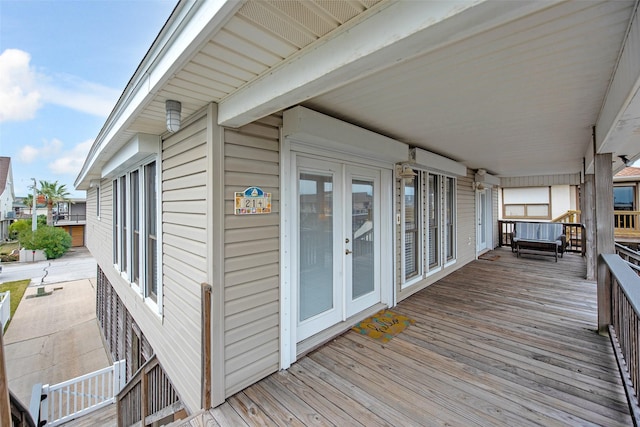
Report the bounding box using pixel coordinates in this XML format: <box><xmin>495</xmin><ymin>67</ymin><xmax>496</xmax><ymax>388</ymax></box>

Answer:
<box><xmin>345</xmin><ymin>249</ymin><xmax>352</xmax><ymax>255</ymax></box>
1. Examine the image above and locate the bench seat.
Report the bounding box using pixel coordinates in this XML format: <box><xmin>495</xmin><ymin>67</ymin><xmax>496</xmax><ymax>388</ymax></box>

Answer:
<box><xmin>512</xmin><ymin>222</ymin><xmax>566</xmax><ymax>262</ymax></box>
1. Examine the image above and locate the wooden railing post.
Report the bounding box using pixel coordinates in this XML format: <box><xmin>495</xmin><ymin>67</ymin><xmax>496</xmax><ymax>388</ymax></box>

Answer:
<box><xmin>201</xmin><ymin>283</ymin><xmax>212</xmax><ymax>409</ymax></box>
<box><xmin>141</xmin><ymin>366</ymin><xmax>148</xmax><ymax>426</ymax></box>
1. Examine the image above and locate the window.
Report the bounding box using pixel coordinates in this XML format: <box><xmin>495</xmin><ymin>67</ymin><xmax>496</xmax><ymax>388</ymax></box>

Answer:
<box><xmin>404</xmin><ymin>177</ymin><xmax>419</xmax><ymax>280</ymax></box>
<box><xmin>614</xmin><ymin>186</ymin><xmax>635</xmax><ymax>211</ymax></box>
<box><xmin>145</xmin><ymin>162</ymin><xmax>157</xmax><ymax>302</ymax></box>
<box><xmin>96</xmin><ymin>185</ymin><xmax>101</xmax><ymax>218</ymax></box>
<box><xmin>131</xmin><ymin>170</ymin><xmax>140</xmax><ymax>286</ymax></box>
<box><xmin>502</xmin><ymin>187</ymin><xmax>550</xmax><ymax>219</ymax></box>
<box><xmin>112</xmin><ymin>159</ymin><xmax>159</xmax><ymax>309</ymax></box>
<box><xmin>402</xmin><ymin>171</ymin><xmax>457</xmax><ymax>285</ymax></box>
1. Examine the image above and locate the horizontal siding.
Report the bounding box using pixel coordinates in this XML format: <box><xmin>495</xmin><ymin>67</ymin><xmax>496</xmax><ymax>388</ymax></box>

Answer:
<box><xmin>501</xmin><ymin>173</ymin><xmax>581</xmax><ymax>187</ymax></box>
<box><xmin>159</xmin><ymin>113</ymin><xmax>209</xmax><ymax>412</ymax></box>
<box><xmin>223</xmin><ymin>115</ymin><xmax>281</xmax><ymax>397</ymax></box>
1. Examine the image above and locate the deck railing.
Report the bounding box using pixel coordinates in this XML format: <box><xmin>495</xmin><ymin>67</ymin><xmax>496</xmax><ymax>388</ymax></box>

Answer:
<box><xmin>498</xmin><ymin>220</ymin><xmax>585</xmax><ymax>255</ymax></box>
<box><xmin>615</xmin><ymin>243</ymin><xmax>640</xmax><ymax>276</ymax></box>
<box><xmin>615</xmin><ymin>210</ymin><xmax>640</xmax><ymax>241</ymax></box>
<box><xmin>552</xmin><ymin>209</ymin><xmax>581</xmax><ymax>223</ymax></box>
<box><xmin>602</xmin><ymin>254</ymin><xmax>640</xmax><ymax>425</ymax></box>
<box><xmin>117</xmin><ymin>355</ymin><xmax>184</xmax><ymax>427</ymax></box>
<box><xmin>38</xmin><ymin>360</ymin><xmax>126</xmax><ymax>426</ymax></box>
<box><xmin>53</xmin><ymin>214</ymin><xmax>87</xmax><ymax>224</ymax></box>
<box><xmin>0</xmin><ymin>291</ymin><xmax>10</xmax><ymax>332</ymax></box>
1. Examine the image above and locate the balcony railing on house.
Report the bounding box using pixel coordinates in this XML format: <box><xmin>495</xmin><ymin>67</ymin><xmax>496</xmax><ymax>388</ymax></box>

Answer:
<box><xmin>117</xmin><ymin>355</ymin><xmax>185</xmax><ymax>427</ymax></box>
<box><xmin>36</xmin><ymin>360</ymin><xmax>126</xmax><ymax>427</ymax></box>
<box><xmin>498</xmin><ymin>220</ymin><xmax>586</xmax><ymax>255</ymax></box>
<box><xmin>53</xmin><ymin>214</ymin><xmax>87</xmax><ymax>225</ymax></box>
<box><xmin>615</xmin><ymin>210</ymin><xmax>640</xmax><ymax>242</ymax></box>
<box><xmin>602</xmin><ymin>254</ymin><xmax>640</xmax><ymax>425</ymax></box>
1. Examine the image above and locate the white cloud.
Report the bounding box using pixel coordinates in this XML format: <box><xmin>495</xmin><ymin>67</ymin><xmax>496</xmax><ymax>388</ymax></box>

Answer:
<box><xmin>0</xmin><ymin>48</ymin><xmax>120</xmax><ymax>121</ymax></box>
<box><xmin>19</xmin><ymin>138</ymin><xmax>63</xmax><ymax>163</ymax></box>
<box><xmin>0</xmin><ymin>49</ymin><xmax>42</xmax><ymax>122</ymax></box>
<box><xmin>49</xmin><ymin>139</ymin><xmax>93</xmax><ymax>176</ymax></box>
<box><xmin>41</xmin><ymin>75</ymin><xmax>120</xmax><ymax>117</ymax></box>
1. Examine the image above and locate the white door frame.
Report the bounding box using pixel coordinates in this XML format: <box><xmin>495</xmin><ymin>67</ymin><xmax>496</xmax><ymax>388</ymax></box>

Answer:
<box><xmin>280</xmin><ymin>139</ymin><xmax>394</xmax><ymax>369</ymax></box>
<box><xmin>476</xmin><ymin>188</ymin><xmax>493</xmax><ymax>254</ymax></box>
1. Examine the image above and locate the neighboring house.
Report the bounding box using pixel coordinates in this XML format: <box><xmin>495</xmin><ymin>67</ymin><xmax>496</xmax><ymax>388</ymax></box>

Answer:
<box><xmin>12</xmin><ymin>196</ymin><xmax>87</xmax><ymax>247</ymax></box>
<box><xmin>74</xmin><ymin>0</ymin><xmax>640</xmax><ymax>417</ymax></box>
<box><xmin>614</xmin><ymin>166</ymin><xmax>640</xmax><ymax>244</ymax></box>
<box><xmin>53</xmin><ymin>198</ymin><xmax>87</xmax><ymax>247</ymax></box>
<box><xmin>0</xmin><ymin>157</ymin><xmax>15</xmax><ymax>241</ymax></box>
<box><xmin>498</xmin><ymin>179</ymin><xmax>580</xmax><ymax>222</ymax></box>
<box><xmin>13</xmin><ymin>196</ymin><xmax>47</xmax><ymax>219</ymax></box>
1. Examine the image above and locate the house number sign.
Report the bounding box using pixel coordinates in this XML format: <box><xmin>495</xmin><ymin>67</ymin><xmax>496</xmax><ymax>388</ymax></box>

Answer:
<box><xmin>234</xmin><ymin>186</ymin><xmax>272</xmax><ymax>215</ymax></box>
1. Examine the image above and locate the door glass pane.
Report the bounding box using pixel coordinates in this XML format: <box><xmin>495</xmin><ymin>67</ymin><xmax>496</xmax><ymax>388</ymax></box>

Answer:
<box><xmin>299</xmin><ymin>173</ymin><xmax>333</xmax><ymax>321</ymax></box>
<box><xmin>428</xmin><ymin>174</ymin><xmax>439</xmax><ymax>268</ymax></box>
<box><xmin>404</xmin><ymin>176</ymin><xmax>419</xmax><ymax>280</ymax></box>
<box><xmin>446</xmin><ymin>177</ymin><xmax>455</xmax><ymax>260</ymax></box>
<box><xmin>352</xmin><ymin>179</ymin><xmax>374</xmax><ymax>299</ymax></box>
<box><xmin>479</xmin><ymin>192</ymin><xmax>486</xmax><ymax>244</ymax></box>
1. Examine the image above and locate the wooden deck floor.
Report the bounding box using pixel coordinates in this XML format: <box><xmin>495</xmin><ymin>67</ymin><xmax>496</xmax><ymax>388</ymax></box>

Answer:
<box><xmin>192</xmin><ymin>248</ymin><xmax>632</xmax><ymax>427</ymax></box>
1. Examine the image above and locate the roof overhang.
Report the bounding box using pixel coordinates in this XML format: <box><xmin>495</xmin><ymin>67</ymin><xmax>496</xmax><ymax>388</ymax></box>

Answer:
<box><xmin>76</xmin><ymin>0</ymin><xmax>640</xmax><ymax>189</ymax></box>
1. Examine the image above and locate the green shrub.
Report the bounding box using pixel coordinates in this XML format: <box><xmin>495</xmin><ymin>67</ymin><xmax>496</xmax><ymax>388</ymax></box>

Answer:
<box><xmin>9</xmin><ymin>217</ymin><xmax>47</xmax><ymax>239</ymax></box>
<box><xmin>19</xmin><ymin>226</ymin><xmax>71</xmax><ymax>259</ymax></box>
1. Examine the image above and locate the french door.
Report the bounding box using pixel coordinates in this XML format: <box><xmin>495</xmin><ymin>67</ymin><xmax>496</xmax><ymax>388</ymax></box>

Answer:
<box><xmin>476</xmin><ymin>188</ymin><xmax>491</xmax><ymax>253</ymax></box>
<box><xmin>296</xmin><ymin>156</ymin><xmax>381</xmax><ymax>341</ymax></box>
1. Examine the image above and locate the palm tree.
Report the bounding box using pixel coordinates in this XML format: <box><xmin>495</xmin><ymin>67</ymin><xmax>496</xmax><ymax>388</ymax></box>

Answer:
<box><xmin>23</xmin><ymin>194</ymin><xmax>34</xmax><ymax>215</ymax></box>
<box><xmin>38</xmin><ymin>180</ymin><xmax>71</xmax><ymax>226</ymax></box>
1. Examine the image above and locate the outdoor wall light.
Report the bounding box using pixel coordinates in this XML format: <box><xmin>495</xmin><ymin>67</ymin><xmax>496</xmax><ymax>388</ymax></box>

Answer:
<box><xmin>396</xmin><ymin>164</ymin><xmax>417</xmax><ymax>181</ymax></box>
<box><xmin>618</xmin><ymin>155</ymin><xmax>631</xmax><ymax>167</ymax></box>
<box><xmin>166</xmin><ymin>100</ymin><xmax>182</xmax><ymax>133</ymax></box>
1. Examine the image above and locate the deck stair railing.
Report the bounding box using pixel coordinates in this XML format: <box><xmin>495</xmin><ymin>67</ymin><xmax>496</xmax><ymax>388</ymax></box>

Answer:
<box><xmin>552</xmin><ymin>209</ymin><xmax>581</xmax><ymax>223</ymax></box>
<box><xmin>615</xmin><ymin>243</ymin><xmax>640</xmax><ymax>276</ymax></box>
<box><xmin>117</xmin><ymin>354</ymin><xmax>185</xmax><ymax>427</ymax></box>
<box><xmin>37</xmin><ymin>360</ymin><xmax>126</xmax><ymax>426</ymax></box>
<box><xmin>601</xmin><ymin>254</ymin><xmax>640</xmax><ymax>425</ymax></box>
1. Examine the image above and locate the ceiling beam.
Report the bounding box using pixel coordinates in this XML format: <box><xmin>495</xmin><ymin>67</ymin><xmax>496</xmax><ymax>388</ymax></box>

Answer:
<box><xmin>590</xmin><ymin>4</ymin><xmax>640</xmax><ymax>170</ymax></box>
<box><xmin>217</xmin><ymin>0</ymin><xmax>563</xmax><ymax>128</ymax></box>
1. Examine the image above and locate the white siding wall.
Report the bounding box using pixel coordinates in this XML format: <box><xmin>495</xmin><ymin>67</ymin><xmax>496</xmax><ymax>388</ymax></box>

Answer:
<box><xmin>86</xmin><ymin>115</ymin><xmax>208</xmax><ymax>413</ymax></box>
<box><xmin>86</xmin><ymin>185</ymin><xmax>110</xmax><ymax>264</ymax></box>
<box><xmin>160</xmin><ymin>114</ymin><xmax>209</xmax><ymax>410</ymax></box>
<box><xmin>501</xmin><ymin>173</ymin><xmax>581</xmax><ymax>187</ymax></box>
<box><xmin>223</xmin><ymin>115</ymin><xmax>281</xmax><ymax>396</ymax></box>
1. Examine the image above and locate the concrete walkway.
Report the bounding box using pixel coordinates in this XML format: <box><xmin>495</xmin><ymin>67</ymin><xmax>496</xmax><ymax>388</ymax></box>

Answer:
<box><xmin>4</xmin><ymin>277</ymin><xmax>110</xmax><ymax>408</ymax></box>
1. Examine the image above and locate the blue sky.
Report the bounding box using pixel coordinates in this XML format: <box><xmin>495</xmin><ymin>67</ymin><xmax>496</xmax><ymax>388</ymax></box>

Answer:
<box><xmin>0</xmin><ymin>0</ymin><xmax>177</xmax><ymax>198</ymax></box>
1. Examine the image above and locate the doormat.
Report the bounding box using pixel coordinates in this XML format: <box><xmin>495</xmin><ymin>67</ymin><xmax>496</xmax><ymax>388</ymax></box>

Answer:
<box><xmin>478</xmin><ymin>253</ymin><xmax>500</xmax><ymax>261</ymax></box>
<box><xmin>352</xmin><ymin>309</ymin><xmax>415</xmax><ymax>343</ymax></box>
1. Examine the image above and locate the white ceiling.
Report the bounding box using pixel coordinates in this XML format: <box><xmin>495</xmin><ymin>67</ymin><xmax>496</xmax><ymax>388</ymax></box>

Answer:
<box><xmin>78</xmin><ymin>0</ymin><xmax>640</xmax><ymax>187</ymax></box>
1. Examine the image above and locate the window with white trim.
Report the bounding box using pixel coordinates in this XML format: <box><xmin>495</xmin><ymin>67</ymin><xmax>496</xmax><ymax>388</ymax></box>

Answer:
<box><xmin>402</xmin><ymin>171</ymin><xmax>457</xmax><ymax>285</ymax></box>
<box><xmin>96</xmin><ymin>185</ymin><xmax>100</xmax><ymax>218</ymax></box>
<box><xmin>112</xmin><ymin>159</ymin><xmax>159</xmax><ymax>307</ymax></box>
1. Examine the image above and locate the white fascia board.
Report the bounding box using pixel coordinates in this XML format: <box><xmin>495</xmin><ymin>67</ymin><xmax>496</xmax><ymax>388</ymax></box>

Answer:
<box><xmin>102</xmin><ymin>134</ymin><xmax>160</xmax><ymax>179</ymax></box>
<box><xmin>218</xmin><ymin>0</ymin><xmax>563</xmax><ymax>128</ymax></box>
<box><xmin>283</xmin><ymin>106</ymin><xmax>408</xmax><ymax>163</ymax></box>
<box><xmin>595</xmin><ymin>5</ymin><xmax>640</xmax><ymax>155</ymax></box>
<box><xmin>75</xmin><ymin>0</ymin><xmax>241</xmax><ymax>189</ymax></box>
<box><xmin>410</xmin><ymin>148</ymin><xmax>467</xmax><ymax>177</ymax></box>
